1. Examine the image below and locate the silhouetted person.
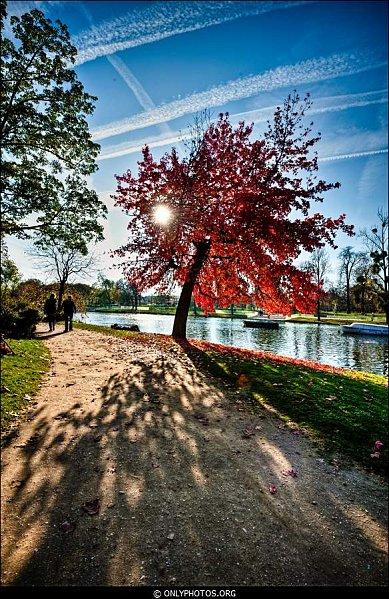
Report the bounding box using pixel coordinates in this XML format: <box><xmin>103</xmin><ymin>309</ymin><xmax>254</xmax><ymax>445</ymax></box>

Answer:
<box><xmin>44</xmin><ymin>293</ymin><xmax>57</xmax><ymax>332</ymax></box>
<box><xmin>63</xmin><ymin>295</ymin><xmax>77</xmax><ymax>332</ymax></box>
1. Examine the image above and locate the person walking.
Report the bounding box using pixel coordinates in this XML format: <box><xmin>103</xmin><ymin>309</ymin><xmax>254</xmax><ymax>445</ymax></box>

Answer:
<box><xmin>44</xmin><ymin>293</ymin><xmax>57</xmax><ymax>332</ymax></box>
<box><xmin>62</xmin><ymin>295</ymin><xmax>77</xmax><ymax>332</ymax></box>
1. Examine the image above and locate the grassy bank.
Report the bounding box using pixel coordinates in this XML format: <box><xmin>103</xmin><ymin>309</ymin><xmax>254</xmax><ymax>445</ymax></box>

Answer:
<box><xmin>75</xmin><ymin>322</ymin><xmax>387</xmax><ymax>473</ymax></box>
<box><xmin>188</xmin><ymin>340</ymin><xmax>388</xmax><ymax>473</ymax></box>
<box><xmin>89</xmin><ymin>305</ymin><xmax>252</xmax><ymax>318</ymax></box>
<box><xmin>87</xmin><ymin>306</ymin><xmax>387</xmax><ymax>325</ymax></box>
<box><xmin>289</xmin><ymin>312</ymin><xmax>387</xmax><ymax>325</ymax></box>
<box><xmin>1</xmin><ymin>339</ymin><xmax>50</xmax><ymax>432</ymax></box>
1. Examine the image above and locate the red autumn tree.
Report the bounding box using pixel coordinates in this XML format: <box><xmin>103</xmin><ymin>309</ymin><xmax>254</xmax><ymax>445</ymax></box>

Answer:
<box><xmin>113</xmin><ymin>93</ymin><xmax>353</xmax><ymax>339</ymax></box>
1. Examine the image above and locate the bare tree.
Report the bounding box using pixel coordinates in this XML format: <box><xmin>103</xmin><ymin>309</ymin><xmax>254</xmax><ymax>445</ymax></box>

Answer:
<box><xmin>359</xmin><ymin>208</ymin><xmax>389</xmax><ymax>323</ymax></box>
<box><xmin>338</xmin><ymin>246</ymin><xmax>366</xmax><ymax>314</ymax></box>
<box><xmin>30</xmin><ymin>243</ymin><xmax>97</xmax><ymax>310</ymax></box>
<box><xmin>302</xmin><ymin>248</ymin><xmax>331</xmax><ymax>321</ymax></box>
<box><xmin>353</xmin><ymin>257</ymin><xmax>376</xmax><ymax>314</ymax></box>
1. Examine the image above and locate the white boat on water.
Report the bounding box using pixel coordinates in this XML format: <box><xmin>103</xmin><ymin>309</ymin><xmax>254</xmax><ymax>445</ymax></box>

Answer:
<box><xmin>243</xmin><ymin>312</ymin><xmax>287</xmax><ymax>329</ymax></box>
<box><xmin>342</xmin><ymin>322</ymin><xmax>388</xmax><ymax>337</ymax></box>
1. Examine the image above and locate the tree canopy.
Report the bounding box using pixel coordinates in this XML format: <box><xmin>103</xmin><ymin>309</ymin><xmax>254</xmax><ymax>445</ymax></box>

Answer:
<box><xmin>114</xmin><ymin>94</ymin><xmax>354</xmax><ymax>338</ymax></box>
<box><xmin>359</xmin><ymin>209</ymin><xmax>389</xmax><ymax>322</ymax></box>
<box><xmin>29</xmin><ymin>240</ymin><xmax>96</xmax><ymax>309</ymax></box>
<box><xmin>0</xmin><ymin>2</ymin><xmax>106</xmax><ymax>242</ymax></box>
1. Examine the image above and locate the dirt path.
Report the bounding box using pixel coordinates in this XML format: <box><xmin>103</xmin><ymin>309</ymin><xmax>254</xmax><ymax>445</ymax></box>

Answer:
<box><xmin>1</xmin><ymin>327</ymin><xmax>387</xmax><ymax>586</ymax></box>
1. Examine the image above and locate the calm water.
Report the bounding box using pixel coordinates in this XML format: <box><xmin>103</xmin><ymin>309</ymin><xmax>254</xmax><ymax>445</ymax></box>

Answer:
<box><xmin>76</xmin><ymin>312</ymin><xmax>388</xmax><ymax>375</ymax></box>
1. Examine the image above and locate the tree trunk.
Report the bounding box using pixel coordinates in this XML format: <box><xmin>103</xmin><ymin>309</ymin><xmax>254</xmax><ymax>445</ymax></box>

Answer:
<box><xmin>384</xmin><ymin>295</ymin><xmax>389</xmax><ymax>325</ymax></box>
<box><xmin>361</xmin><ymin>287</ymin><xmax>366</xmax><ymax>314</ymax></box>
<box><xmin>317</xmin><ymin>298</ymin><xmax>321</xmax><ymax>322</ymax></box>
<box><xmin>172</xmin><ymin>240</ymin><xmax>210</xmax><ymax>339</ymax></box>
<box><xmin>346</xmin><ymin>275</ymin><xmax>351</xmax><ymax>313</ymax></box>
<box><xmin>58</xmin><ymin>279</ymin><xmax>66</xmax><ymax>311</ymax></box>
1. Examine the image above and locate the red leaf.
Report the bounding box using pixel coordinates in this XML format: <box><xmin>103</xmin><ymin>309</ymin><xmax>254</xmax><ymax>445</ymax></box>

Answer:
<box><xmin>112</xmin><ymin>104</ymin><xmax>351</xmax><ymax>325</ymax></box>
<box><xmin>82</xmin><ymin>498</ymin><xmax>100</xmax><ymax>516</ymax></box>
<box><xmin>242</xmin><ymin>426</ymin><xmax>256</xmax><ymax>438</ymax></box>
<box><xmin>282</xmin><ymin>468</ymin><xmax>298</xmax><ymax>478</ymax></box>
<box><xmin>61</xmin><ymin>520</ymin><xmax>76</xmax><ymax>533</ymax></box>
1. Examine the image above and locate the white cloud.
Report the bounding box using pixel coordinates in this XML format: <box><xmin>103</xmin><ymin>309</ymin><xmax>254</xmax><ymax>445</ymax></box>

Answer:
<box><xmin>356</xmin><ymin>154</ymin><xmax>387</xmax><ymax>203</ymax></box>
<box><xmin>99</xmin><ymin>131</ymin><xmax>191</xmax><ymax>160</ymax></box>
<box><xmin>100</xmin><ymin>137</ymin><xmax>388</xmax><ymax>163</ymax></box>
<box><xmin>74</xmin><ymin>1</ymin><xmax>312</xmax><ymax>65</ymax></box>
<box><xmin>92</xmin><ymin>51</ymin><xmax>387</xmax><ymax>141</ymax></box>
<box><xmin>318</xmin><ymin>127</ymin><xmax>387</xmax><ymax>157</ymax></box>
<box><xmin>6</xmin><ymin>1</ymin><xmax>64</xmax><ymax>19</ymax></box>
<box><xmin>98</xmin><ymin>89</ymin><xmax>388</xmax><ymax>161</ymax></box>
<box><xmin>232</xmin><ymin>89</ymin><xmax>388</xmax><ymax>123</ymax></box>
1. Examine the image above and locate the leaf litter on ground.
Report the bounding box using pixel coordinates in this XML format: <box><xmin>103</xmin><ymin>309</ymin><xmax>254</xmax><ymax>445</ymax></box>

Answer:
<box><xmin>82</xmin><ymin>498</ymin><xmax>100</xmax><ymax>516</ymax></box>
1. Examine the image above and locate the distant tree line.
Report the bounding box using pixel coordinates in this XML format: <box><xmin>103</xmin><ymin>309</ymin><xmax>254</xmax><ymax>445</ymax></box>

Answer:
<box><xmin>301</xmin><ymin>209</ymin><xmax>388</xmax><ymax>322</ymax></box>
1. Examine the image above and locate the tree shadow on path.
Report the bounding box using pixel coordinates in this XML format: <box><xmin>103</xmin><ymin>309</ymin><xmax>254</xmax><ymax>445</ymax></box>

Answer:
<box><xmin>1</xmin><ymin>336</ymin><xmax>387</xmax><ymax>586</ymax></box>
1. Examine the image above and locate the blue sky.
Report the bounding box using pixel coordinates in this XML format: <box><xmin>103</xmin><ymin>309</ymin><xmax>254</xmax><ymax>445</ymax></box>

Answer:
<box><xmin>6</xmin><ymin>0</ymin><xmax>388</xmax><ymax>285</ymax></box>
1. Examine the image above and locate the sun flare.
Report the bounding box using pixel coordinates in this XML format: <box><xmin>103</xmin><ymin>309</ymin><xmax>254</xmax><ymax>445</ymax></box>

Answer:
<box><xmin>153</xmin><ymin>204</ymin><xmax>172</xmax><ymax>226</ymax></box>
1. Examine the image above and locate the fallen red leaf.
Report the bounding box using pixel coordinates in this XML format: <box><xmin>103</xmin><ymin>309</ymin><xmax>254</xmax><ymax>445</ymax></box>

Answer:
<box><xmin>82</xmin><ymin>498</ymin><xmax>100</xmax><ymax>516</ymax></box>
<box><xmin>61</xmin><ymin>520</ymin><xmax>76</xmax><ymax>533</ymax></box>
<box><xmin>242</xmin><ymin>426</ymin><xmax>255</xmax><ymax>438</ymax></box>
<box><xmin>282</xmin><ymin>468</ymin><xmax>298</xmax><ymax>478</ymax></box>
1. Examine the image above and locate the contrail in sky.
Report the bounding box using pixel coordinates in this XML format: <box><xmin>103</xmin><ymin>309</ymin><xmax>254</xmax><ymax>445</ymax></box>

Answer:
<box><xmin>92</xmin><ymin>51</ymin><xmax>387</xmax><ymax>141</ymax></box>
<box><xmin>231</xmin><ymin>89</ymin><xmax>388</xmax><ymax>123</ymax></box>
<box><xmin>106</xmin><ymin>54</ymin><xmax>172</xmax><ymax>136</ymax></box>
<box><xmin>319</xmin><ymin>149</ymin><xmax>388</xmax><ymax>163</ymax></box>
<box><xmin>98</xmin><ymin>89</ymin><xmax>388</xmax><ymax>161</ymax></box>
<box><xmin>73</xmin><ymin>1</ymin><xmax>312</xmax><ymax>65</ymax></box>
<box><xmin>99</xmin><ymin>136</ymin><xmax>387</xmax><ymax>162</ymax></box>
<box><xmin>79</xmin><ymin>1</ymin><xmax>173</xmax><ymax>138</ymax></box>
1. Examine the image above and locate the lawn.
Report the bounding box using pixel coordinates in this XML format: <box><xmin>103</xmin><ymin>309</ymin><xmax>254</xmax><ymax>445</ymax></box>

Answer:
<box><xmin>188</xmin><ymin>339</ymin><xmax>388</xmax><ymax>473</ymax></box>
<box><xmin>1</xmin><ymin>339</ymin><xmax>50</xmax><ymax>431</ymax></box>
<box><xmin>76</xmin><ymin>322</ymin><xmax>387</xmax><ymax>472</ymax></box>
<box><xmin>87</xmin><ymin>305</ymin><xmax>387</xmax><ymax>325</ymax></box>
<box><xmin>90</xmin><ymin>305</ymin><xmax>253</xmax><ymax>318</ymax></box>
<box><xmin>290</xmin><ymin>312</ymin><xmax>387</xmax><ymax>325</ymax></box>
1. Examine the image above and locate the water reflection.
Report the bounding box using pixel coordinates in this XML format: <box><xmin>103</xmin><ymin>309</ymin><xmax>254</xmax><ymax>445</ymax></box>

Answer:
<box><xmin>76</xmin><ymin>312</ymin><xmax>388</xmax><ymax>376</ymax></box>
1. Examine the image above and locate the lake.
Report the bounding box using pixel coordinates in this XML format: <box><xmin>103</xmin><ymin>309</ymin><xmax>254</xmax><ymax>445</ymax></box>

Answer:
<box><xmin>76</xmin><ymin>312</ymin><xmax>388</xmax><ymax>376</ymax></box>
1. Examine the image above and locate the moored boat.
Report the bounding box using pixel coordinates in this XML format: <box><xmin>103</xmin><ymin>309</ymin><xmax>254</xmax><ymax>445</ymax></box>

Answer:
<box><xmin>342</xmin><ymin>322</ymin><xmax>388</xmax><ymax>336</ymax></box>
<box><xmin>243</xmin><ymin>319</ymin><xmax>279</xmax><ymax>330</ymax></box>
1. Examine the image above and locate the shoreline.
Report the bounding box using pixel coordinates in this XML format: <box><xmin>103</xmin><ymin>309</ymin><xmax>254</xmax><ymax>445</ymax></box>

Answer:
<box><xmin>85</xmin><ymin>308</ymin><xmax>386</xmax><ymax>326</ymax></box>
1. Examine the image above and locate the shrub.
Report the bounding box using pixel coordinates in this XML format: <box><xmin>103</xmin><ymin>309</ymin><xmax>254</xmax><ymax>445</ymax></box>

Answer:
<box><xmin>0</xmin><ymin>307</ymin><xmax>41</xmax><ymax>339</ymax></box>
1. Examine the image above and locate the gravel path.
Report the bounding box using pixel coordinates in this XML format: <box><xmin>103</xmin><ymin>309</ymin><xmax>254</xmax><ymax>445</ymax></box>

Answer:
<box><xmin>1</xmin><ymin>327</ymin><xmax>387</xmax><ymax>586</ymax></box>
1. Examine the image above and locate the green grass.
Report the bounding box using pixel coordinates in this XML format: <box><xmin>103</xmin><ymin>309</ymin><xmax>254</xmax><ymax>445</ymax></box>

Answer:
<box><xmin>1</xmin><ymin>323</ymin><xmax>385</xmax><ymax>475</ymax></box>
<box><xmin>88</xmin><ymin>305</ymin><xmax>387</xmax><ymax>324</ymax></box>
<box><xmin>1</xmin><ymin>339</ymin><xmax>50</xmax><ymax>430</ymax></box>
<box><xmin>197</xmin><ymin>346</ymin><xmax>388</xmax><ymax>472</ymax></box>
<box><xmin>72</xmin><ymin>322</ymin><xmax>389</xmax><ymax>472</ymax></box>
<box><xmin>290</xmin><ymin>312</ymin><xmax>387</xmax><ymax>325</ymax></box>
<box><xmin>92</xmin><ymin>305</ymin><xmax>177</xmax><ymax>315</ymax></box>
<box><xmin>89</xmin><ymin>305</ymin><xmax>253</xmax><ymax>318</ymax></box>
<box><xmin>74</xmin><ymin>321</ymin><xmax>142</xmax><ymax>338</ymax></box>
